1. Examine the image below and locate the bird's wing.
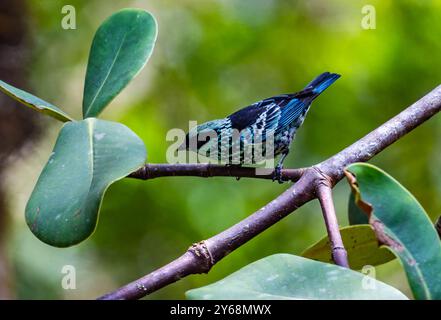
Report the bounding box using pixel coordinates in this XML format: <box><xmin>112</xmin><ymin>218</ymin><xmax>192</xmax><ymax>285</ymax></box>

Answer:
<box><xmin>227</xmin><ymin>94</ymin><xmax>310</xmax><ymax>140</ymax></box>
<box><xmin>227</xmin><ymin>95</ymin><xmax>288</xmax><ymax>137</ymax></box>
<box><xmin>217</xmin><ymin>94</ymin><xmax>309</xmax><ymax>163</ymax></box>
<box><xmin>275</xmin><ymin>97</ymin><xmax>309</xmax><ymax>131</ymax></box>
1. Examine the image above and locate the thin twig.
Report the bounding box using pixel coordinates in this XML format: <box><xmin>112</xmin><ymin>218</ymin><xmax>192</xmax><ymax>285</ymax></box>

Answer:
<box><xmin>129</xmin><ymin>163</ymin><xmax>305</xmax><ymax>182</ymax></box>
<box><xmin>316</xmin><ymin>179</ymin><xmax>349</xmax><ymax>268</ymax></box>
<box><xmin>99</xmin><ymin>85</ymin><xmax>441</xmax><ymax>300</ymax></box>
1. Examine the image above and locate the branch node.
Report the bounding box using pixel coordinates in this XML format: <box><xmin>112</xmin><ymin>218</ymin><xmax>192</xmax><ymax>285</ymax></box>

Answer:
<box><xmin>188</xmin><ymin>241</ymin><xmax>215</xmax><ymax>273</ymax></box>
<box><xmin>312</xmin><ymin>166</ymin><xmax>334</xmax><ymax>189</ymax></box>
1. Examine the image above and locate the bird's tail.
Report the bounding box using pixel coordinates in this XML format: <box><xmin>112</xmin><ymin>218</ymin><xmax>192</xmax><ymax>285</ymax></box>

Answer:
<box><xmin>305</xmin><ymin>72</ymin><xmax>340</xmax><ymax>95</ymax></box>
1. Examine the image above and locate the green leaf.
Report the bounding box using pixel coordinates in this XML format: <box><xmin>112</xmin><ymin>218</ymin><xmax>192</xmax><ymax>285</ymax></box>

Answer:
<box><xmin>302</xmin><ymin>225</ymin><xmax>395</xmax><ymax>269</ymax></box>
<box><xmin>82</xmin><ymin>9</ymin><xmax>157</xmax><ymax>118</ymax></box>
<box><xmin>186</xmin><ymin>254</ymin><xmax>408</xmax><ymax>300</ymax></box>
<box><xmin>348</xmin><ymin>191</ymin><xmax>369</xmax><ymax>225</ymax></box>
<box><xmin>0</xmin><ymin>80</ymin><xmax>73</xmax><ymax>122</ymax></box>
<box><xmin>345</xmin><ymin>163</ymin><xmax>441</xmax><ymax>300</ymax></box>
<box><xmin>25</xmin><ymin>118</ymin><xmax>146</xmax><ymax>247</ymax></box>
<box><xmin>436</xmin><ymin>216</ymin><xmax>441</xmax><ymax>239</ymax></box>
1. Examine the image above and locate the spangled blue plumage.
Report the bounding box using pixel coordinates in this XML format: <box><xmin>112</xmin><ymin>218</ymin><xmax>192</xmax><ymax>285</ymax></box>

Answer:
<box><xmin>182</xmin><ymin>72</ymin><xmax>340</xmax><ymax>181</ymax></box>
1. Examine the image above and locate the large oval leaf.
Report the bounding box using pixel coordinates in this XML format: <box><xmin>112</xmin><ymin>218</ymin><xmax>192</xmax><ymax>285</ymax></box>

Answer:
<box><xmin>82</xmin><ymin>9</ymin><xmax>157</xmax><ymax>118</ymax></box>
<box><xmin>345</xmin><ymin>163</ymin><xmax>441</xmax><ymax>300</ymax></box>
<box><xmin>186</xmin><ymin>254</ymin><xmax>407</xmax><ymax>300</ymax></box>
<box><xmin>25</xmin><ymin>118</ymin><xmax>146</xmax><ymax>247</ymax></box>
<box><xmin>302</xmin><ymin>225</ymin><xmax>395</xmax><ymax>269</ymax></box>
<box><xmin>0</xmin><ymin>80</ymin><xmax>73</xmax><ymax>122</ymax></box>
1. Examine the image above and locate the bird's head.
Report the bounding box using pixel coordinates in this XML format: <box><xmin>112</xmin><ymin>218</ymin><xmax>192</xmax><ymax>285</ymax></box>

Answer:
<box><xmin>179</xmin><ymin>119</ymin><xmax>227</xmax><ymax>152</ymax></box>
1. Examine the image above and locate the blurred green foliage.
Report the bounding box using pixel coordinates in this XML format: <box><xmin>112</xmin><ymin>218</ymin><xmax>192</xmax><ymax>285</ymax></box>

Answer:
<box><xmin>6</xmin><ymin>0</ymin><xmax>441</xmax><ymax>299</ymax></box>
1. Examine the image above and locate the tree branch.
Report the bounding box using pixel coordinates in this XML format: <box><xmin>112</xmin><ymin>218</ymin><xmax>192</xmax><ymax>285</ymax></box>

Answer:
<box><xmin>98</xmin><ymin>85</ymin><xmax>441</xmax><ymax>300</ymax></box>
<box><xmin>129</xmin><ymin>163</ymin><xmax>305</xmax><ymax>182</ymax></box>
<box><xmin>316</xmin><ymin>180</ymin><xmax>349</xmax><ymax>268</ymax></box>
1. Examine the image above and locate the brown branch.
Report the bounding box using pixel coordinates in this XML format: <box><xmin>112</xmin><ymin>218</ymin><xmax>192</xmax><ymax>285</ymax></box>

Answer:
<box><xmin>98</xmin><ymin>85</ymin><xmax>441</xmax><ymax>300</ymax></box>
<box><xmin>316</xmin><ymin>178</ymin><xmax>349</xmax><ymax>268</ymax></box>
<box><xmin>129</xmin><ymin>163</ymin><xmax>305</xmax><ymax>182</ymax></box>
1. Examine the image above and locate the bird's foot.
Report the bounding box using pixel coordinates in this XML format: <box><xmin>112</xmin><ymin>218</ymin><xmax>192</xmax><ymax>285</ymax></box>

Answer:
<box><xmin>272</xmin><ymin>166</ymin><xmax>285</xmax><ymax>184</ymax></box>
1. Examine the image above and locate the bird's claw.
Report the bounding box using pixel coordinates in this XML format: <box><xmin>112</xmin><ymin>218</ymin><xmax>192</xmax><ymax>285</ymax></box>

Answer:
<box><xmin>272</xmin><ymin>166</ymin><xmax>284</xmax><ymax>184</ymax></box>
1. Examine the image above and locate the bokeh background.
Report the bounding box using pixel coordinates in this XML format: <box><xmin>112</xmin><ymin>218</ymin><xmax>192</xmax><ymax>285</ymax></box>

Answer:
<box><xmin>0</xmin><ymin>0</ymin><xmax>440</xmax><ymax>299</ymax></box>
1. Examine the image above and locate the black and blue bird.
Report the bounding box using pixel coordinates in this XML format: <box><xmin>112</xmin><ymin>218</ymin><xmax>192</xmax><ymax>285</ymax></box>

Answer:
<box><xmin>181</xmin><ymin>72</ymin><xmax>340</xmax><ymax>182</ymax></box>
